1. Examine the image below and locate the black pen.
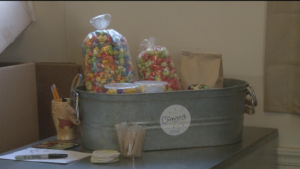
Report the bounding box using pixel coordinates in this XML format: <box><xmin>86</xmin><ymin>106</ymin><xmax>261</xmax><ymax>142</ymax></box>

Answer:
<box><xmin>15</xmin><ymin>154</ymin><xmax>68</xmax><ymax>160</ymax></box>
<box><xmin>61</xmin><ymin>95</ymin><xmax>67</xmax><ymax>102</ymax></box>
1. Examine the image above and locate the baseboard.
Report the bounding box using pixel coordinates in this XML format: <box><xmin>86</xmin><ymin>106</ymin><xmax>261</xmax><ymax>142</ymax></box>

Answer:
<box><xmin>277</xmin><ymin>147</ymin><xmax>300</xmax><ymax>168</ymax></box>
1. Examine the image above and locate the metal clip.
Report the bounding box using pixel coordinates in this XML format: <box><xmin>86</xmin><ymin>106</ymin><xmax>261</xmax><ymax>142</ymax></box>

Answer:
<box><xmin>247</xmin><ymin>84</ymin><xmax>257</xmax><ymax>106</ymax></box>
<box><xmin>245</xmin><ymin>84</ymin><xmax>258</xmax><ymax>115</ymax></box>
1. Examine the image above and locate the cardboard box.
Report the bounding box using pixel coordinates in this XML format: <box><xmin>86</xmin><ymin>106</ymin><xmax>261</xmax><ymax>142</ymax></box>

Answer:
<box><xmin>0</xmin><ymin>62</ymin><xmax>83</xmax><ymax>153</ymax></box>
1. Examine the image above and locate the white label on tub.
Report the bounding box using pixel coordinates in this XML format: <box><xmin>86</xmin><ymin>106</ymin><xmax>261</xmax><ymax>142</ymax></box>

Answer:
<box><xmin>145</xmin><ymin>86</ymin><xmax>162</xmax><ymax>93</ymax></box>
<box><xmin>160</xmin><ymin>105</ymin><xmax>191</xmax><ymax>136</ymax></box>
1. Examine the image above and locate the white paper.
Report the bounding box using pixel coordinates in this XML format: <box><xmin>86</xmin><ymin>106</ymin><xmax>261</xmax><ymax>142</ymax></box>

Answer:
<box><xmin>0</xmin><ymin>148</ymin><xmax>91</xmax><ymax>164</ymax></box>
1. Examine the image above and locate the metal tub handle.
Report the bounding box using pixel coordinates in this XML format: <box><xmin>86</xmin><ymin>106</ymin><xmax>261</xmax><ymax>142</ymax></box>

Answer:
<box><xmin>66</xmin><ymin>90</ymin><xmax>80</xmax><ymax>125</ymax></box>
<box><xmin>74</xmin><ymin>92</ymin><xmax>80</xmax><ymax>124</ymax></box>
<box><xmin>244</xmin><ymin>84</ymin><xmax>258</xmax><ymax>115</ymax></box>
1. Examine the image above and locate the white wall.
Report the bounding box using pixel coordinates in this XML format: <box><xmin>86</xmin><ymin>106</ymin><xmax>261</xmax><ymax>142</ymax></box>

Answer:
<box><xmin>1</xmin><ymin>1</ymin><xmax>299</xmax><ymax>149</ymax></box>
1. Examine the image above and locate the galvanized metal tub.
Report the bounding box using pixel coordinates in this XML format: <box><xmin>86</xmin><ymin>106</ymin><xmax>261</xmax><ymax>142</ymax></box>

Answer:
<box><xmin>74</xmin><ymin>78</ymin><xmax>257</xmax><ymax>151</ymax></box>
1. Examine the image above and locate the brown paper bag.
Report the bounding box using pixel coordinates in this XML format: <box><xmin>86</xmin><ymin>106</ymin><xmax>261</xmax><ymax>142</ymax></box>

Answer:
<box><xmin>180</xmin><ymin>50</ymin><xmax>223</xmax><ymax>90</ymax></box>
